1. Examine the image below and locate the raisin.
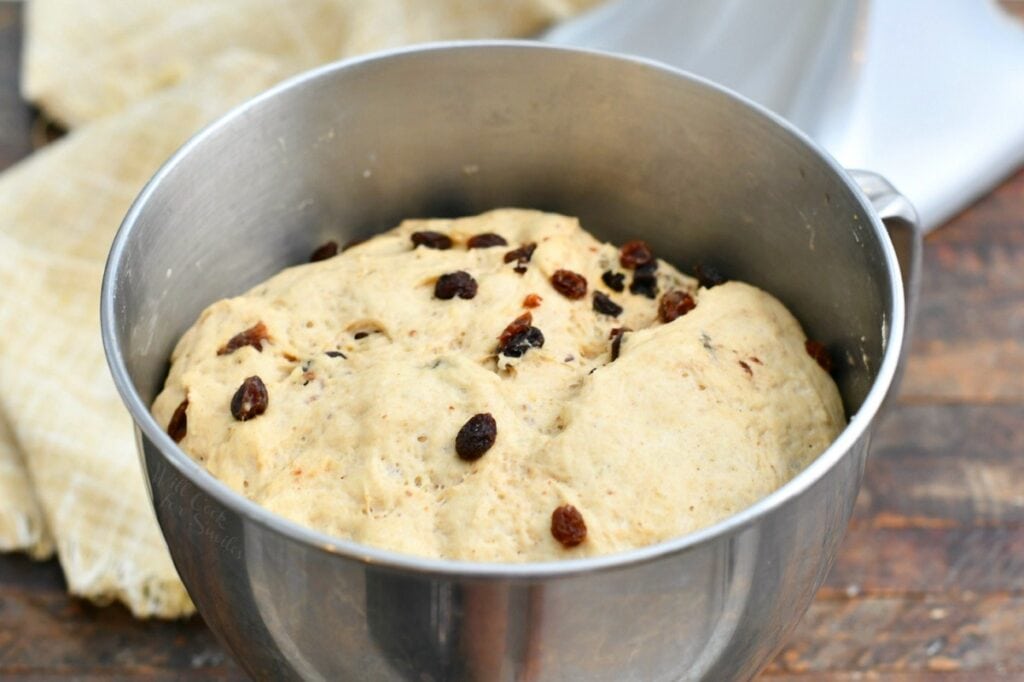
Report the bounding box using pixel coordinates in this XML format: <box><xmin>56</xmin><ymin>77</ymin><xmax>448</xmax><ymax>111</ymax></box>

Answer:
<box><xmin>167</xmin><ymin>398</ymin><xmax>188</xmax><ymax>443</ymax></box>
<box><xmin>805</xmin><ymin>340</ymin><xmax>833</xmax><ymax>373</ymax></box>
<box><xmin>592</xmin><ymin>291</ymin><xmax>623</xmax><ymax>317</ymax></box>
<box><xmin>629</xmin><ymin>262</ymin><xmax>659</xmax><ymax>298</ymax></box>
<box><xmin>503</xmin><ymin>242</ymin><xmax>537</xmax><ymax>274</ymax></box>
<box><xmin>609</xmin><ymin>327</ymin><xmax>629</xmax><ymax>361</ymax></box>
<box><xmin>498</xmin><ymin>312</ymin><xmax>532</xmax><ymax>347</ymax></box>
<box><xmin>309</xmin><ymin>241</ymin><xmax>338</xmax><ymax>262</ymax></box>
<box><xmin>497</xmin><ymin>312</ymin><xmax>545</xmax><ymax>358</ymax></box>
<box><xmin>467</xmin><ymin>233</ymin><xmax>508</xmax><ymax>249</ymax></box>
<box><xmin>551</xmin><ymin>504</ymin><xmax>587</xmax><ymax>547</ymax></box>
<box><xmin>601</xmin><ymin>270</ymin><xmax>626</xmax><ymax>292</ymax></box>
<box><xmin>231</xmin><ymin>376</ymin><xmax>268</xmax><ymax>421</ymax></box>
<box><xmin>739</xmin><ymin>360</ymin><xmax>753</xmax><ymax>376</ymax></box>
<box><xmin>455</xmin><ymin>413</ymin><xmax>497</xmax><ymax>461</ymax></box>
<box><xmin>434</xmin><ymin>271</ymin><xmax>478</xmax><ymax>300</ymax></box>
<box><xmin>658</xmin><ymin>290</ymin><xmax>696</xmax><ymax>323</ymax></box>
<box><xmin>515</xmin><ymin>328</ymin><xmax>545</xmax><ymax>356</ymax></box>
<box><xmin>217</xmin><ymin>322</ymin><xmax>270</xmax><ymax>356</ymax></box>
<box><xmin>325</xmin><ymin>350</ymin><xmax>347</xmax><ymax>358</ymax></box>
<box><xmin>619</xmin><ymin>240</ymin><xmax>654</xmax><ymax>269</ymax></box>
<box><xmin>695</xmin><ymin>263</ymin><xmax>727</xmax><ymax>289</ymax></box>
<box><xmin>550</xmin><ymin>269</ymin><xmax>587</xmax><ymax>300</ymax></box>
<box><xmin>523</xmin><ymin>293</ymin><xmax>543</xmax><ymax>308</ymax></box>
<box><xmin>411</xmin><ymin>231</ymin><xmax>452</xmax><ymax>250</ymax></box>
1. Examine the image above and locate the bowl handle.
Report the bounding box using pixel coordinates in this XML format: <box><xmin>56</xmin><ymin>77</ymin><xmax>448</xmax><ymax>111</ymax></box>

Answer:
<box><xmin>847</xmin><ymin>169</ymin><xmax>922</xmax><ymax>404</ymax></box>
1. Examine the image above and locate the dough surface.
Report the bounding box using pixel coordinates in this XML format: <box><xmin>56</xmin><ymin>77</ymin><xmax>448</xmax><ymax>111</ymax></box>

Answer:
<box><xmin>152</xmin><ymin>209</ymin><xmax>844</xmax><ymax>561</ymax></box>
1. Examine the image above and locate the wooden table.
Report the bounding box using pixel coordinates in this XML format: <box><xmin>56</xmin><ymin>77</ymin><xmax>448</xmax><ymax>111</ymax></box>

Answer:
<box><xmin>1</xmin><ymin>4</ymin><xmax>1021</xmax><ymax>679</ymax></box>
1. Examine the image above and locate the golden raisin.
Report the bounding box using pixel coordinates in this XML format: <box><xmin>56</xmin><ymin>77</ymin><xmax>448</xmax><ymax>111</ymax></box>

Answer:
<box><xmin>497</xmin><ymin>312</ymin><xmax>545</xmax><ymax>358</ymax></box>
<box><xmin>805</xmin><ymin>340</ymin><xmax>833</xmax><ymax>373</ymax></box>
<box><xmin>551</xmin><ymin>505</ymin><xmax>587</xmax><ymax>547</ymax></box>
<box><xmin>503</xmin><ymin>243</ymin><xmax>537</xmax><ymax>274</ymax></box>
<box><xmin>231</xmin><ymin>376</ymin><xmax>269</xmax><ymax>421</ymax></box>
<box><xmin>217</xmin><ymin>322</ymin><xmax>270</xmax><ymax>356</ymax></box>
<box><xmin>619</xmin><ymin>240</ymin><xmax>654</xmax><ymax>269</ymax></box>
<box><xmin>550</xmin><ymin>269</ymin><xmax>587</xmax><ymax>300</ymax></box>
<box><xmin>167</xmin><ymin>399</ymin><xmax>188</xmax><ymax>443</ymax></box>
<box><xmin>609</xmin><ymin>327</ymin><xmax>630</xmax><ymax>361</ymax></box>
<box><xmin>658</xmin><ymin>290</ymin><xmax>696</xmax><ymax>323</ymax></box>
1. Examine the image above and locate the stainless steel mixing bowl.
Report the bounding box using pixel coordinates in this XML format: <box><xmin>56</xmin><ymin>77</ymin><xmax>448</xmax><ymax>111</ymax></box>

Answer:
<box><xmin>101</xmin><ymin>42</ymin><xmax>919</xmax><ymax>681</ymax></box>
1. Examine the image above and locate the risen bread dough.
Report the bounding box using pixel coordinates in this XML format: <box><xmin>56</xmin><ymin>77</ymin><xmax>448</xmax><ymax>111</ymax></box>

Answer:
<box><xmin>152</xmin><ymin>209</ymin><xmax>844</xmax><ymax>561</ymax></box>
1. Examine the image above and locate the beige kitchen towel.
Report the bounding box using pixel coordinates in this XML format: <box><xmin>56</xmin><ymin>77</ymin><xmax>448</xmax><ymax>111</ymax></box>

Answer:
<box><xmin>0</xmin><ymin>412</ymin><xmax>52</xmax><ymax>559</ymax></box>
<box><xmin>0</xmin><ymin>51</ymin><xmax>287</xmax><ymax>617</ymax></box>
<box><xmin>23</xmin><ymin>0</ymin><xmax>604</xmax><ymax>128</ymax></box>
<box><xmin>5</xmin><ymin>0</ymin><xmax>601</xmax><ymax>617</ymax></box>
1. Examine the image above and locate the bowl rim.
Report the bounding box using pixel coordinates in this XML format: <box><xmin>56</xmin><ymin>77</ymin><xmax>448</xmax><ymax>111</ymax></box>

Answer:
<box><xmin>101</xmin><ymin>39</ymin><xmax>905</xmax><ymax>580</ymax></box>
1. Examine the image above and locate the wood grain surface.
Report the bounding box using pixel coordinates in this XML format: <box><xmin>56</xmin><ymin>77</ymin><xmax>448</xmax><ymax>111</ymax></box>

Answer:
<box><xmin>1</xmin><ymin>3</ymin><xmax>1022</xmax><ymax>679</ymax></box>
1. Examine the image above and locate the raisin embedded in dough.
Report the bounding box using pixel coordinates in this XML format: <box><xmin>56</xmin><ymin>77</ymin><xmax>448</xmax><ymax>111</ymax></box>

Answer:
<box><xmin>231</xmin><ymin>376</ymin><xmax>268</xmax><ymax>421</ymax></box>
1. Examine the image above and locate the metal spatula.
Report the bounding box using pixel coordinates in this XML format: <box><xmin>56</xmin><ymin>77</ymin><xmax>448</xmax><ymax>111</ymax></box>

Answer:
<box><xmin>542</xmin><ymin>0</ymin><xmax>1024</xmax><ymax>231</ymax></box>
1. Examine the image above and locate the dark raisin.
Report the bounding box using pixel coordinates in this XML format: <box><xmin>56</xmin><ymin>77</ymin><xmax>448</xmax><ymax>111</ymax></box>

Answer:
<box><xmin>497</xmin><ymin>312</ymin><xmax>545</xmax><ymax>358</ymax></box>
<box><xmin>309</xmin><ymin>241</ymin><xmax>338</xmax><ymax>262</ymax></box>
<box><xmin>551</xmin><ymin>504</ymin><xmax>587</xmax><ymax>547</ymax></box>
<box><xmin>739</xmin><ymin>360</ymin><xmax>753</xmax><ymax>376</ymax></box>
<box><xmin>167</xmin><ymin>399</ymin><xmax>188</xmax><ymax>443</ymax></box>
<box><xmin>658</xmin><ymin>290</ymin><xmax>696</xmax><ymax>323</ymax></box>
<box><xmin>231</xmin><ymin>376</ymin><xmax>269</xmax><ymax>421</ymax></box>
<box><xmin>434</xmin><ymin>271</ymin><xmax>478</xmax><ymax>300</ymax></box>
<box><xmin>354</xmin><ymin>331</ymin><xmax>369</xmax><ymax>340</ymax></box>
<box><xmin>694</xmin><ymin>263</ymin><xmax>727</xmax><ymax>289</ymax></box>
<box><xmin>218</xmin><ymin>322</ymin><xmax>270</xmax><ymax>356</ymax></box>
<box><xmin>501</xmin><ymin>327</ymin><xmax>545</xmax><ymax>359</ymax></box>
<box><xmin>601</xmin><ymin>270</ymin><xmax>626</xmax><ymax>292</ymax></box>
<box><xmin>620</xmin><ymin>240</ymin><xmax>654</xmax><ymax>269</ymax></box>
<box><xmin>325</xmin><ymin>350</ymin><xmax>347</xmax><ymax>359</ymax></box>
<box><xmin>455</xmin><ymin>413</ymin><xmax>497</xmax><ymax>461</ymax></box>
<box><xmin>609</xmin><ymin>327</ymin><xmax>629</xmax><ymax>361</ymax></box>
<box><xmin>503</xmin><ymin>242</ymin><xmax>536</xmax><ymax>264</ymax></box>
<box><xmin>411</xmin><ymin>231</ymin><xmax>452</xmax><ymax>250</ymax></box>
<box><xmin>503</xmin><ymin>242</ymin><xmax>537</xmax><ymax>274</ymax></box>
<box><xmin>467</xmin><ymin>233</ymin><xmax>508</xmax><ymax>249</ymax></box>
<box><xmin>592</xmin><ymin>291</ymin><xmax>623</xmax><ymax>317</ymax></box>
<box><xmin>629</xmin><ymin>262</ymin><xmax>659</xmax><ymax>298</ymax></box>
<box><xmin>805</xmin><ymin>340</ymin><xmax>833</xmax><ymax>373</ymax></box>
<box><xmin>523</xmin><ymin>293</ymin><xmax>543</xmax><ymax>308</ymax></box>
<box><xmin>550</xmin><ymin>269</ymin><xmax>587</xmax><ymax>300</ymax></box>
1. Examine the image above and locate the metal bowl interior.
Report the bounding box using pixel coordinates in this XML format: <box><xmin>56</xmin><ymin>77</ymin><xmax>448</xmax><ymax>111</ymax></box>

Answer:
<box><xmin>102</xmin><ymin>42</ymin><xmax>903</xmax><ymax>681</ymax></box>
